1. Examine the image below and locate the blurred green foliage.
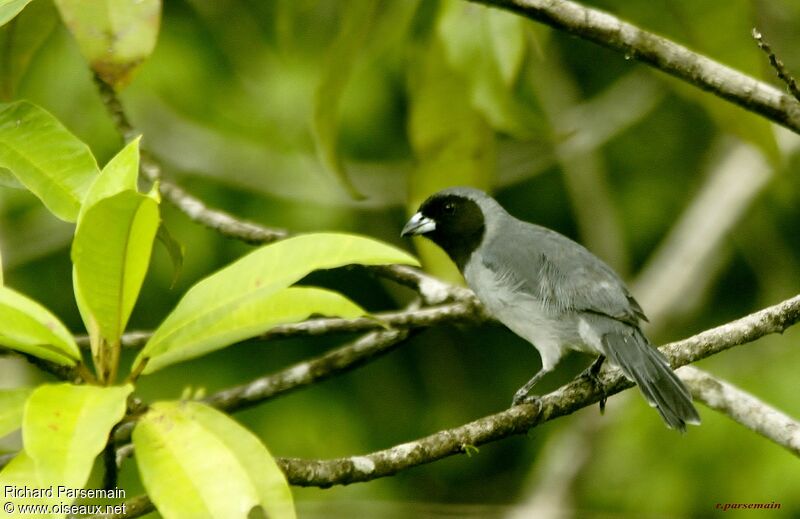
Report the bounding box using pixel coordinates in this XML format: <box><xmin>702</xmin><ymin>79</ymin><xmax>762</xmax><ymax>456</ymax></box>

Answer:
<box><xmin>2</xmin><ymin>0</ymin><xmax>800</xmax><ymax>516</ymax></box>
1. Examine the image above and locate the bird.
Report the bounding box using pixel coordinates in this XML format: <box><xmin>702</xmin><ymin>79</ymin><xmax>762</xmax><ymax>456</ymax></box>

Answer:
<box><xmin>401</xmin><ymin>186</ymin><xmax>700</xmax><ymax>432</ymax></box>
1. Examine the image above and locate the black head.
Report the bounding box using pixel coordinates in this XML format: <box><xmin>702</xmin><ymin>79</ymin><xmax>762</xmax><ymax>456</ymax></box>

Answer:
<box><xmin>401</xmin><ymin>190</ymin><xmax>486</xmax><ymax>270</ymax></box>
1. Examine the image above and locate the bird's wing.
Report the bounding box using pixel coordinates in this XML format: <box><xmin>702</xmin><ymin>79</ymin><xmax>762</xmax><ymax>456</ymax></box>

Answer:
<box><xmin>482</xmin><ymin>222</ymin><xmax>647</xmax><ymax>325</ymax></box>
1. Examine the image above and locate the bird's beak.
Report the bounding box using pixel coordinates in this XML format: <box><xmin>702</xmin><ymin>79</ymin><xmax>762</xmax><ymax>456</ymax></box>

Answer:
<box><xmin>401</xmin><ymin>212</ymin><xmax>436</xmax><ymax>237</ymax></box>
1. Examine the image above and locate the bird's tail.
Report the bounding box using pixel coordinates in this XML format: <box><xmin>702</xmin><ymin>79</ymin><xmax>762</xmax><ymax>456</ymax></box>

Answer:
<box><xmin>603</xmin><ymin>330</ymin><xmax>701</xmax><ymax>432</ymax></box>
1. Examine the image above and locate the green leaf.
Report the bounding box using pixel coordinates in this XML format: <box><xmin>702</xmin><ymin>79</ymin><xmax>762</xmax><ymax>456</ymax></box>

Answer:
<box><xmin>487</xmin><ymin>7</ymin><xmax>526</xmax><ymax>86</ymax></box>
<box><xmin>0</xmin><ymin>243</ymin><xmax>3</xmax><ymax>285</ymax></box>
<box><xmin>81</xmin><ymin>136</ymin><xmax>141</xmax><ymax>216</ymax></box>
<box><xmin>23</xmin><ymin>383</ymin><xmax>132</xmax><ymax>489</ymax></box>
<box><xmin>71</xmin><ymin>138</ymin><xmax>144</xmax><ymax>355</ymax></box>
<box><xmin>134</xmin><ymin>401</ymin><xmax>295</xmax><ymax>519</ymax></box>
<box><xmin>157</xmin><ymin>222</ymin><xmax>185</xmax><ymax>289</ymax></box>
<box><xmin>438</xmin><ymin>1</ymin><xmax>536</xmax><ymax>138</ymax></box>
<box><xmin>407</xmin><ymin>35</ymin><xmax>493</xmax><ymax>284</ymax></box>
<box><xmin>72</xmin><ymin>190</ymin><xmax>159</xmax><ymax>346</ymax></box>
<box><xmin>183</xmin><ymin>403</ymin><xmax>295</xmax><ymax>519</ymax></box>
<box><xmin>0</xmin><ymin>452</ymin><xmax>51</xmax><ymax>518</ymax></box>
<box><xmin>137</xmin><ymin>233</ymin><xmax>417</xmax><ymax>373</ymax></box>
<box><xmin>0</xmin><ymin>387</ymin><xmax>31</xmax><ymax>438</ymax></box>
<box><xmin>0</xmin><ymin>286</ymin><xmax>80</xmax><ymax>365</ymax></box>
<box><xmin>142</xmin><ymin>286</ymin><xmax>364</xmax><ymax>374</ymax></box>
<box><xmin>0</xmin><ymin>101</ymin><xmax>99</xmax><ymax>221</ymax></box>
<box><xmin>0</xmin><ymin>0</ymin><xmax>34</xmax><ymax>27</ymax></box>
<box><xmin>311</xmin><ymin>0</ymin><xmax>378</xmax><ymax>200</ymax></box>
<box><xmin>0</xmin><ymin>167</ymin><xmax>23</xmax><ymax>188</ymax></box>
<box><xmin>0</xmin><ymin>1</ymin><xmax>58</xmax><ymax>99</ymax></box>
<box><xmin>53</xmin><ymin>0</ymin><xmax>161</xmax><ymax>89</ymax></box>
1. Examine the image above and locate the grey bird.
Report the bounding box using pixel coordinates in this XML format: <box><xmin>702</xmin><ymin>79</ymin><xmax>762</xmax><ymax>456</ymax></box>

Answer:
<box><xmin>401</xmin><ymin>187</ymin><xmax>700</xmax><ymax>431</ymax></box>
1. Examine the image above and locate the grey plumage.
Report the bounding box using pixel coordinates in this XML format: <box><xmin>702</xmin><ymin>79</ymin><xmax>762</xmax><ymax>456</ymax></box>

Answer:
<box><xmin>403</xmin><ymin>187</ymin><xmax>700</xmax><ymax>431</ymax></box>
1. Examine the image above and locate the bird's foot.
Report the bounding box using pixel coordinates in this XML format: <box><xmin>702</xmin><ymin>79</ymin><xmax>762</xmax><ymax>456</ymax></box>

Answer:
<box><xmin>578</xmin><ymin>365</ymin><xmax>607</xmax><ymax>414</ymax></box>
<box><xmin>511</xmin><ymin>389</ymin><xmax>540</xmax><ymax>407</ymax></box>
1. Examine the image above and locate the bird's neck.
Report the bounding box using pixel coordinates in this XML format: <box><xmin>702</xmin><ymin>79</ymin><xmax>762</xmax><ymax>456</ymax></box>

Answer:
<box><xmin>436</xmin><ymin>228</ymin><xmax>484</xmax><ymax>271</ymax></box>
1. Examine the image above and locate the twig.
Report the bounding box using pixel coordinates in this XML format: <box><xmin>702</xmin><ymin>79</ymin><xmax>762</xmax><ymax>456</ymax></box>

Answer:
<box><xmin>94</xmin><ymin>75</ymin><xmax>289</xmax><ymax>245</ymax></box>
<box><xmin>752</xmin><ymin>29</ymin><xmax>800</xmax><ymax>104</ymax></box>
<box><xmin>0</xmin><ymin>348</ymin><xmax>82</xmax><ymax>382</ymax></box>
<box><xmin>156</xmin><ymin>180</ymin><xmax>289</xmax><ymax>244</ymax></box>
<box><xmin>78</xmin><ymin>300</ymin><xmax>483</xmax><ymax>353</ymax></box>
<box><xmin>108</xmin><ymin>291</ymin><xmax>800</xmax><ymax>456</ymax></box>
<box><xmin>471</xmin><ymin>0</ymin><xmax>800</xmax><ymax>133</ymax></box>
<box><xmin>89</xmin><ymin>293</ymin><xmax>800</xmax><ymax>518</ymax></box>
<box><xmin>203</xmin><ymin>329</ymin><xmax>413</xmax><ymax>413</ymax></box>
<box><xmin>279</xmin><ymin>293</ymin><xmax>800</xmax><ymax>487</ymax></box>
<box><xmin>112</xmin><ymin>327</ymin><xmax>426</xmax><ymax>446</ymax></box>
<box><xmin>93</xmin><ymin>70</ymin><xmax>478</xmax><ymax>304</ymax></box>
<box><xmin>680</xmin><ymin>366</ymin><xmax>800</xmax><ymax>457</ymax></box>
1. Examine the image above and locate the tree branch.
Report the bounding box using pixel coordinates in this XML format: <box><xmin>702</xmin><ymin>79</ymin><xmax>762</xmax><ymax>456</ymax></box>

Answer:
<box><xmin>77</xmin><ymin>299</ymin><xmax>483</xmax><ymax>353</ymax></box>
<box><xmin>472</xmin><ymin>0</ymin><xmax>800</xmax><ymax>134</ymax></box>
<box><xmin>0</xmin><ymin>348</ymin><xmax>82</xmax><ymax>382</ymax></box>
<box><xmin>203</xmin><ymin>329</ymin><xmax>413</xmax><ymax>413</ymax></box>
<box><xmin>279</xmin><ymin>293</ymin><xmax>800</xmax><ymax>486</ymax></box>
<box><xmin>94</xmin><ymin>77</ymin><xmax>470</xmax><ymax>304</ymax></box>
<box><xmin>679</xmin><ymin>366</ymin><xmax>800</xmax><ymax>457</ymax></box>
<box><xmin>752</xmin><ymin>29</ymin><xmax>800</xmax><ymax>104</ymax></box>
<box><xmin>90</xmin><ymin>293</ymin><xmax>800</xmax><ymax>518</ymax></box>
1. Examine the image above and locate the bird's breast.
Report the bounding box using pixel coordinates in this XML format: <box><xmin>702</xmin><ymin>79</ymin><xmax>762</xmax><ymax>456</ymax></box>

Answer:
<box><xmin>463</xmin><ymin>259</ymin><xmax>581</xmax><ymax>351</ymax></box>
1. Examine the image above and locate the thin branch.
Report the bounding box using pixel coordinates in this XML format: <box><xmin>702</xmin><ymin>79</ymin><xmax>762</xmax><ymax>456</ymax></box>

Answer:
<box><xmin>112</xmin><ymin>328</ymin><xmax>417</xmax><ymax>445</ymax></box>
<box><xmin>78</xmin><ymin>299</ymin><xmax>483</xmax><ymax>352</ymax></box>
<box><xmin>91</xmin><ymin>293</ymin><xmax>800</xmax><ymax>518</ymax></box>
<box><xmin>0</xmin><ymin>348</ymin><xmax>82</xmax><ymax>382</ymax></box>
<box><xmin>94</xmin><ymin>75</ymin><xmax>289</xmax><ymax>245</ymax></box>
<box><xmin>156</xmin><ymin>180</ymin><xmax>290</xmax><ymax>244</ymax></box>
<box><xmin>112</xmin><ymin>291</ymin><xmax>800</xmax><ymax>455</ymax></box>
<box><xmin>94</xmin><ymin>78</ymin><xmax>468</xmax><ymax>303</ymax></box>
<box><xmin>203</xmin><ymin>329</ymin><xmax>413</xmax><ymax>413</ymax></box>
<box><xmin>472</xmin><ymin>0</ymin><xmax>800</xmax><ymax>134</ymax></box>
<box><xmin>752</xmin><ymin>29</ymin><xmax>800</xmax><ymax>104</ymax></box>
<box><xmin>679</xmin><ymin>366</ymin><xmax>800</xmax><ymax>457</ymax></box>
<box><xmin>278</xmin><ymin>293</ymin><xmax>800</xmax><ymax>487</ymax></box>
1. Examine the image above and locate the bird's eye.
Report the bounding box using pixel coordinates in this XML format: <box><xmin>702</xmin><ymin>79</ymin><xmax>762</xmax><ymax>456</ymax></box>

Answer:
<box><xmin>443</xmin><ymin>202</ymin><xmax>455</xmax><ymax>214</ymax></box>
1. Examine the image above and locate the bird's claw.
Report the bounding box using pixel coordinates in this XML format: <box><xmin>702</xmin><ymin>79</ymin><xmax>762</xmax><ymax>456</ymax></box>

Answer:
<box><xmin>579</xmin><ymin>367</ymin><xmax>607</xmax><ymax>414</ymax></box>
<box><xmin>511</xmin><ymin>391</ymin><xmax>539</xmax><ymax>407</ymax></box>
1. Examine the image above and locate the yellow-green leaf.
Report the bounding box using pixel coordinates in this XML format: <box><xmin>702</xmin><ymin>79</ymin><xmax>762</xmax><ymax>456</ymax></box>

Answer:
<box><xmin>438</xmin><ymin>0</ymin><xmax>535</xmax><ymax>138</ymax></box>
<box><xmin>134</xmin><ymin>401</ymin><xmax>296</xmax><ymax>519</ymax></box>
<box><xmin>141</xmin><ymin>286</ymin><xmax>364</xmax><ymax>374</ymax></box>
<box><xmin>0</xmin><ymin>1</ymin><xmax>58</xmax><ymax>98</ymax></box>
<box><xmin>0</xmin><ymin>0</ymin><xmax>34</xmax><ymax>27</ymax></box>
<box><xmin>137</xmin><ymin>232</ymin><xmax>417</xmax><ymax>373</ymax></box>
<box><xmin>0</xmin><ymin>286</ymin><xmax>80</xmax><ymax>365</ymax></box>
<box><xmin>72</xmin><ymin>190</ymin><xmax>159</xmax><ymax>346</ymax></box>
<box><xmin>53</xmin><ymin>0</ymin><xmax>161</xmax><ymax>89</ymax></box>
<box><xmin>0</xmin><ymin>452</ymin><xmax>51</xmax><ymax>518</ymax></box>
<box><xmin>0</xmin><ymin>387</ymin><xmax>31</xmax><ymax>438</ymax></box>
<box><xmin>80</xmin><ymin>136</ymin><xmax>141</xmax><ymax>217</ymax></box>
<box><xmin>23</xmin><ymin>383</ymin><xmax>132</xmax><ymax>489</ymax></box>
<box><xmin>0</xmin><ymin>101</ymin><xmax>99</xmax><ymax>221</ymax></box>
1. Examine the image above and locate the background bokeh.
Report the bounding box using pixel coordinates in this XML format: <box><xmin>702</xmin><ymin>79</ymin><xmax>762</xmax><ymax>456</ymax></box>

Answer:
<box><xmin>2</xmin><ymin>0</ymin><xmax>800</xmax><ymax>517</ymax></box>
